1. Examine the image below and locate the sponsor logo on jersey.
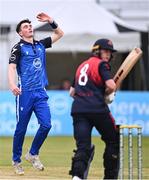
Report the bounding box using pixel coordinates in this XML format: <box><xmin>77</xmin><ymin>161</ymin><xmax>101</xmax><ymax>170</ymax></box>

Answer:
<box><xmin>10</xmin><ymin>54</ymin><xmax>16</xmax><ymax>62</ymax></box>
<box><xmin>33</xmin><ymin>58</ymin><xmax>42</xmax><ymax>69</ymax></box>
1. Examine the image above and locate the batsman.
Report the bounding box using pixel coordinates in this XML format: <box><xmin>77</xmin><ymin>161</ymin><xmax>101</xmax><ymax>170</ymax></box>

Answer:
<box><xmin>69</xmin><ymin>39</ymin><xmax>120</xmax><ymax>180</ymax></box>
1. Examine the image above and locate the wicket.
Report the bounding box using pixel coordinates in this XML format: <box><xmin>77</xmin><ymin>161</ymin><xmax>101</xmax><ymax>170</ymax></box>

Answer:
<box><xmin>119</xmin><ymin>125</ymin><xmax>142</xmax><ymax>180</ymax></box>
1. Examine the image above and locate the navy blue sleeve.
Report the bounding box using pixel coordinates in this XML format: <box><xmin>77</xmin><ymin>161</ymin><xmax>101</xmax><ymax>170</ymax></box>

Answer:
<box><xmin>40</xmin><ymin>37</ymin><xmax>52</xmax><ymax>49</ymax></box>
<box><xmin>99</xmin><ymin>62</ymin><xmax>112</xmax><ymax>81</ymax></box>
<box><xmin>9</xmin><ymin>43</ymin><xmax>21</xmax><ymax>64</ymax></box>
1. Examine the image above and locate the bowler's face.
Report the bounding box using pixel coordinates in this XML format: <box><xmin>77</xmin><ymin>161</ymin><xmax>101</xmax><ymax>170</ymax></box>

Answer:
<box><xmin>19</xmin><ymin>23</ymin><xmax>33</xmax><ymax>38</ymax></box>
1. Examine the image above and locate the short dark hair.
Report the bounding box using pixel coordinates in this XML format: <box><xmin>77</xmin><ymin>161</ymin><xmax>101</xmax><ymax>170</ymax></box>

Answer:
<box><xmin>16</xmin><ymin>19</ymin><xmax>31</xmax><ymax>33</ymax></box>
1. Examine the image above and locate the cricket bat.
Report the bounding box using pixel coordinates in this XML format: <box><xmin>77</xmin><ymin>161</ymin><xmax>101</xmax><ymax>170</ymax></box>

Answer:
<box><xmin>113</xmin><ymin>47</ymin><xmax>143</xmax><ymax>89</ymax></box>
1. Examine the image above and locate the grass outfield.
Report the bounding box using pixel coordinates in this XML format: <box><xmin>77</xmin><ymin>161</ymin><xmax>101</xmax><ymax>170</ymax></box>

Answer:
<box><xmin>0</xmin><ymin>136</ymin><xmax>149</xmax><ymax>179</ymax></box>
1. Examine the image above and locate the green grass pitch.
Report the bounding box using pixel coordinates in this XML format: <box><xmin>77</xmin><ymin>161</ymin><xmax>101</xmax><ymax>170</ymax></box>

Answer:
<box><xmin>0</xmin><ymin>136</ymin><xmax>148</xmax><ymax>179</ymax></box>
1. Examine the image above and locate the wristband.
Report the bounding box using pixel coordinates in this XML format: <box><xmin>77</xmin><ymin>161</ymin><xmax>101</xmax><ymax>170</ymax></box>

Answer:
<box><xmin>50</xmin><ymin>20</ymin><xmax>58</xmax><ymax>29</ymax></box>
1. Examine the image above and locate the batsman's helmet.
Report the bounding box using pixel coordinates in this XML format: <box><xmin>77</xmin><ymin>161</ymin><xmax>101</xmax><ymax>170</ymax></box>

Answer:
<box><xmin>92</xmin><ymin>38</ymin><xmax>117</xmax><ymax>52</ymax></box>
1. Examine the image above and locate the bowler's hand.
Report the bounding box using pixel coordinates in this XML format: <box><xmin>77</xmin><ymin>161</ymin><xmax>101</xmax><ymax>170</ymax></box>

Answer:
<box><xmin>104</xmin><ymin>92</ymin><xmax>116</xmax><ymax>104</ymax></box>
<box><xmin>36</xmin><ymin>12</ymin><xmax>53</xmax><ymax>23</ymax></box>
<box><xmin>10</xmin><ymin>84</ymin><xmax>21</xmax><ymax>96</ymax></box>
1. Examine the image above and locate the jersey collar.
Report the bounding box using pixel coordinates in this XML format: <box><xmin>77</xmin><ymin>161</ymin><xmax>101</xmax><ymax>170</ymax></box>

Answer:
<box><xmin>20</xmin><ymin>39</ymin><xmax>39</xmax><ymax>45</ymax></box>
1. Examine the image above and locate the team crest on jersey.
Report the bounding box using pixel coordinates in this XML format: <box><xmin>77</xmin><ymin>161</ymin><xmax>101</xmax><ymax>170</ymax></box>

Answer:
<box><xmin>33</xmin><ymin>58</ymin><xmax>42</xmax><ymax>69</ymax></box>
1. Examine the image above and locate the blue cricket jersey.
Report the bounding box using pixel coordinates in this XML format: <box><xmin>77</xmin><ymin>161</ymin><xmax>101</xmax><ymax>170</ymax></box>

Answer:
<box><xmin>9</xmin><ymin>38</ymin><xmax>52</xmax><ymax>91</ymax></box>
